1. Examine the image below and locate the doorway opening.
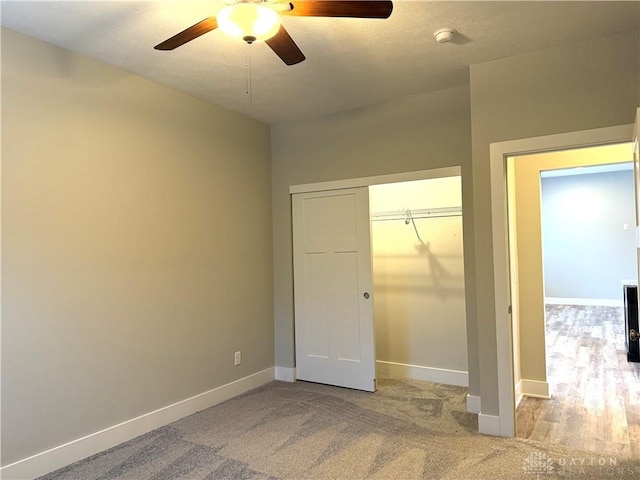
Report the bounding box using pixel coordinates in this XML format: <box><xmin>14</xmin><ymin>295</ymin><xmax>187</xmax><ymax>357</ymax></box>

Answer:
<box><xmin>369</xmin><ymin>177</ymin><xmax>467</xmax><ymax>386</ymax></box>
<box><xmin>488</xmin><ymin>122</ymin><xmax>634</xmax><ymax>438</ymax></box>
<box><xmin>506</xmin><ymin>142</ymin><xmax>640</xmax><ymax>457</ymax></box>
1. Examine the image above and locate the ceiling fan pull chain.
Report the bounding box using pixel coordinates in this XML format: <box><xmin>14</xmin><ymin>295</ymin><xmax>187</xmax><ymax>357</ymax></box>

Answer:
<box><xmin>245</xmin><ymin>42</ymin><xmax>253</xmax><ymax>103</ymax></box>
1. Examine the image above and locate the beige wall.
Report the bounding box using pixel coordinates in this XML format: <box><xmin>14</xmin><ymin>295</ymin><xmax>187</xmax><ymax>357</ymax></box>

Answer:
<box><xmin>2</xmin><ymin>14</ymin><xmax>638</xmax><ymax>469</ymax></box>
<box><xmin>512</xmin><ymin>143</ymin><xmax>634</xmax><ymax>385</ymax></box>
<box><xmin>1</xmin><ymin>28</ymin><xmax>273</xmax><ymax>465</ymax></box>
<box><xmin>271</xmin><ymin>85</ymin><xmax>477</xmax><ymax>391</ymax></box>
<box><xmin>470</xmin><ymin>29</ymin><xmax>639</xmax><ymax>416</ymax></box>
<box><xmin>370</xmin><ymin>178</ymin><xmax>467</xmax><ymax>374</ymax></box>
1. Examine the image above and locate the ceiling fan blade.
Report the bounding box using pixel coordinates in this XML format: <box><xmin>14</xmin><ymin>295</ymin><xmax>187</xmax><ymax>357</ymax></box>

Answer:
<box><xmin>154</xmin><ymin>17</ymin><xmax>218</xmax><ymax>50</ymax></box>
<box><xmin>265</xmin><ymin>25</ymin><xmax>306</xmax><ymax>66</ymax></box>
<box><xmin>285</xmin><ymin>1</ymin><xmax>393</xmax><ymax>18</ymax></box>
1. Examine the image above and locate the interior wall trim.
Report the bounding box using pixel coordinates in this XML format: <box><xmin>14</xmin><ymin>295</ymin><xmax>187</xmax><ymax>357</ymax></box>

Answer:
<box><xmin>275</xmin><ymin>366</ymin><xmax>296</xmax><ymax>382</ymax></box>
<box><xmin>490</xmin><ymin>123</ymin><xmax>634</xmax><ymax>439</ymax></box>
<box><xmin>478</xmin><ymin>413</ymin><xmax>501</xmax><ymax>436</ymax></box>
<box><xmin>0</xmin><ymin>368</ymin><xmax>276</xmax><ymax>480</ymax></box>
<box><xmin>545</xmin><ymin>297</ymin><xmax>623</xmax><ymax>307</ymax></box>
<box><xmin>515</xmin><ymin>380</ymin><xmax>524</xmax><ymax>408</ymax></box>
<box><xmin>466</xmin><ymin>394</ymin><xmax>481</xmax><ymax>414</ymax></box>
<box><xmin>289</xmin><ymin>166</ymin><xmax>462</xmax><ymax>194</ymax></box>
<box><xmin>520</xmin><ymin>379</ymin><xmax>550</xmax><ymax>399</ymax></box>
<box><xmin>376</xmin><ymin>360</ymin><xmax>468</xmax><ymax>387</ymax></box>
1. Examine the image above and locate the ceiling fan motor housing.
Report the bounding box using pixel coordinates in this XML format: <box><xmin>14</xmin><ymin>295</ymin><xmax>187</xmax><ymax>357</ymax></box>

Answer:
<box><xmin>154</xmin><ymin>1</ymin><xmax>394</xmax><ymax>65</ymax></box>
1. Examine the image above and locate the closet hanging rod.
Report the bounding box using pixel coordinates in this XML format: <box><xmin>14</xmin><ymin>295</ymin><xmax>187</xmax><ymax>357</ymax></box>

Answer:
<box><xmin>371</xmin><ymin>206</ymin><xmax>462</xmax><ymax>222</ymax></box>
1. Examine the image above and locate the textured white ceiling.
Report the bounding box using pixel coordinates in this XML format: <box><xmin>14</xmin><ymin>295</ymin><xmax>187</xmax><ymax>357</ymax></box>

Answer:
<box><xmin>1</xmin><ymin>1</ymin><xmax>639</xmax><ymax>124</ymax></box>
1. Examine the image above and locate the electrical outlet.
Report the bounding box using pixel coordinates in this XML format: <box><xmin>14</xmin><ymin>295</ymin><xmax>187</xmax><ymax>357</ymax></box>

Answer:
<box><xmin>234</xmin><ymin>351</ymin><xmax>241</xmax><ymax>366</ymax></box>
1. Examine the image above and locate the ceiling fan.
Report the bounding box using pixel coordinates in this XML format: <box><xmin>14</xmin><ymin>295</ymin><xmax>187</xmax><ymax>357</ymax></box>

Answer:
<box><xmin>154</xmin><ymin>0</ymin><xmax>394</xmax><ymax>66</ymax></box>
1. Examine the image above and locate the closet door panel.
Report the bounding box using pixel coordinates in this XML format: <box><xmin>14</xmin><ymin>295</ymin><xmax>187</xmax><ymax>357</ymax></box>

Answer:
<box><xmin>292</xmin><ymin>187</ymin><xmax>375</xmax><ymax>392</ymax></box>
<box><xmin>303</xmin><ymin>252</ymin><xmax>330</xmax><ymax>358</ymax></box>
<box><xmin>333</xmin><ymin>251</ymin><xmax>361</xmax><ymax>362</ymax></box>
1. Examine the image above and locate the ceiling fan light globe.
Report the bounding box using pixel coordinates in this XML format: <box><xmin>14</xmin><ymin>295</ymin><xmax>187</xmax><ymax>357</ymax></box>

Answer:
<box><xmin>216</xmin><ymin>3</ymin><xmax>281</xmax><ymax>42</ymax></box>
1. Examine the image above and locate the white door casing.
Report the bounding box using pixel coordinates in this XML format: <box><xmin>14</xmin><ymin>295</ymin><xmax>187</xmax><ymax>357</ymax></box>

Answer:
<box><xmin>489</xmin><ymin>123</ymin><xmax>634</xmax><ymax>437</ymax></box>
<box><xmin>292</xmin><ymin>187</ymin><xmax>375</xmax><ymax>391</ymax></box>
<box><xmin>633</xmin><ymin>108</ymin><xmax>640</xmax><ymax>279</ymax></box>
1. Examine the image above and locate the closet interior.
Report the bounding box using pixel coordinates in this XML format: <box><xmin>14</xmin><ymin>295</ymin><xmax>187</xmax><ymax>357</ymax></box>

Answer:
<box><xmin>369</xmin><ymin>176</ymin><xmax>468</xmax><ymax>386</ymax></box>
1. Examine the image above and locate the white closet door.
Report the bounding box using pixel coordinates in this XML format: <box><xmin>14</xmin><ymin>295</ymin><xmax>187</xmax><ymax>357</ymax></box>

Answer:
<box><xmin>292</xmin><ymin>187</ymin><xmax>375</xmax><ymax>392</ymax></box>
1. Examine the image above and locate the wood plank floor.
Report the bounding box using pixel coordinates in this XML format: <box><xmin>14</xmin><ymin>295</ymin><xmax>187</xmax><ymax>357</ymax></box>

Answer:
<box><xmin>516</xmin><ymin>304</ymin><xmax>640</xmax><ymax>458</ymax></box>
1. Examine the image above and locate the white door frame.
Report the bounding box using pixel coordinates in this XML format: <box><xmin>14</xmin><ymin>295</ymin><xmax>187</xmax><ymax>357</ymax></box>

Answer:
<box><xmin>280</xmin><ymin>168</ymin><xmax>462</xmax><ymax>384</ymax></box>
<box><xmin>490</xmin><ymin>123</ymin><xmax>634</xmax><ymax>437</ymax></box>
<box><xmin>289</xmin><ymin>166</ymin><xmax>463</xmax><ymax>380</ymax></box>
<box><xmin>290</xmin><ymin>167</ymin><xmax>462</xmax><ymax>195</ymax></box>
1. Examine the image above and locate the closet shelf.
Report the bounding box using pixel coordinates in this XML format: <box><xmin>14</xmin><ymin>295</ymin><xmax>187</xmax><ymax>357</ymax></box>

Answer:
<box><xmin>371</xmin><ymin>206</ymin><xmax>462</xmax><ymax>222</ymax></box>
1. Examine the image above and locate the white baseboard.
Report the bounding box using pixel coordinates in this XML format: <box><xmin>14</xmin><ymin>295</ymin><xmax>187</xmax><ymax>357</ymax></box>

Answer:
<box><xmin>478</xmin><ymin>413</ymin><xmax>501</xmax><ymax>436</ymax></box>
<box><xmin>1</xmin><ymin>367</ymin><xmax>275</xmax><ymax>480</ymax></box>
<box><xmin>520</xmin><ymin>378</ymin><xmax>550</xmax><ymax>399</ymax></box>
<box><xmin>275</xmin><ymin>366</ymin><xmax>296</xmax><ymax>382</ymax></box>
<box><xmin>376</xmin><ymin>360</ymin><xmax>468</xmax><ymax>387</ymax></box>
<box><xmin>466</xmin><ymin>394</ymin><xmax>481</xmax><ymax>414</ymax></box>
<box><xmin>515</xmin><ymin>379</ymin><xmax>524</xmax><ymax>407</ymax></box>
<box><xmin>545</xmin><ymin>297</ymin><xmax>623</xmax><ymax>307</ymax></box>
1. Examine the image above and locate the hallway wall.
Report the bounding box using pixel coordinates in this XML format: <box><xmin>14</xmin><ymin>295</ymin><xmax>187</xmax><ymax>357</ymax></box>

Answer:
<box><xmin>512</xmin><ymin>143</ymin><xmax>635</xmax><ymax>386</ymax></box>
<box><xmin>541</xmin><ymin>167</ymin><xmax>636</xmax><ymax>300</ymax></box>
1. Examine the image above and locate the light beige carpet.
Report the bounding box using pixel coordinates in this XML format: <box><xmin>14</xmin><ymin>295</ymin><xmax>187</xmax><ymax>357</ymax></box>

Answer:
<box><xmin>39</xmin><ymin>378</ymin><xmax>640</xmax><ymax>479</ymax></box>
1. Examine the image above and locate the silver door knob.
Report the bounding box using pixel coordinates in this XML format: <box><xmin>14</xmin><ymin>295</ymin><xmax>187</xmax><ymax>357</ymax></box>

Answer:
<box><xmin>363</xmin><ymin>292</ymin><xmax>370</xmax><ymax>299</ymax></box>
<box><xmin>631</xmin><ymin>329</ymin><xmax>639</xmax><ymax>342</ymax></box>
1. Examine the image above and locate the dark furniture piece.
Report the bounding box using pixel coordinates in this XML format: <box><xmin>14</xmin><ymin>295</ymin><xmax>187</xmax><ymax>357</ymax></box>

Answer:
<box><xmin>623</xmin><ymin>283</ymin><xmax>639</xmax><ymax>363</ymax></box>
